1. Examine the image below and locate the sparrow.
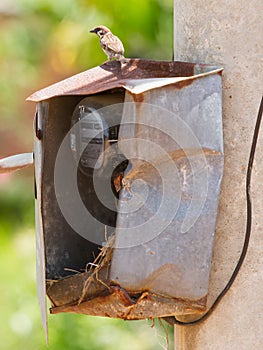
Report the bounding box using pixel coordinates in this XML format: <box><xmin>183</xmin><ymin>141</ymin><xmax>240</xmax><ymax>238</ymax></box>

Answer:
<box><xmin>89</xmin><ymin>25</ymin><xmax>126</xmax><ymax>62</ymax></box>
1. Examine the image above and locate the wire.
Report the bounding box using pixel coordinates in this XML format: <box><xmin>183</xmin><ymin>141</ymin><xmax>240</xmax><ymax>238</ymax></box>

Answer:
<box><xmin>163</xmin><ymin>95</ymin><xmax>263</xmax><ymax>327</ymax></box>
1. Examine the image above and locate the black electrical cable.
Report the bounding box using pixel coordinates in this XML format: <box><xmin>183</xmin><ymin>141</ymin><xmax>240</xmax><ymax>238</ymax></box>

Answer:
<box><xmin>163</xmin><ymin>95</ymin><xmax>263</xmax><ymax>327</ymax></box>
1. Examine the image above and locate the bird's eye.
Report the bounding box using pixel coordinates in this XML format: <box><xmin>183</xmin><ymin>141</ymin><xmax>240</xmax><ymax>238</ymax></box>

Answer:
<box><xmin>98</xmin><ymin>30</ymin><xmax>104</xmax><ymax>36</ymax></box>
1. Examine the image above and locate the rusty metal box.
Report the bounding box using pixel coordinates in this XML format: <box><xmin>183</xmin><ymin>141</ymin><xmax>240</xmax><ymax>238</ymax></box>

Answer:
<box><xmin>26</xmin><ymin>59</ymin><xmax>223</xmax><ymax>333</ymax></box>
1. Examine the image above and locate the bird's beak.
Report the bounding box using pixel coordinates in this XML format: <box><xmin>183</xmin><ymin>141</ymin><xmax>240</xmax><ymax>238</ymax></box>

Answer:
<box><xmin>89</xmin><ymin>29</ymin><xmax>95</xmax><ymax>33</ymax></box>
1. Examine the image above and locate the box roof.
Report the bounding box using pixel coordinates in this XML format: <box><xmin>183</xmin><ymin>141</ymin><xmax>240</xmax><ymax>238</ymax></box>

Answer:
<box><xmin>27</xmin><ymin>59</ymin><xmax>222</xmax><ymax>102</ymax></box>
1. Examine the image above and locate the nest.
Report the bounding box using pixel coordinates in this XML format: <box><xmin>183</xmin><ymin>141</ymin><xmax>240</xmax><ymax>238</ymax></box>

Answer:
<box><xmin>78</xmin><ymin>232</ymin><xmax>115</xmax><ymax>304</ymax></box>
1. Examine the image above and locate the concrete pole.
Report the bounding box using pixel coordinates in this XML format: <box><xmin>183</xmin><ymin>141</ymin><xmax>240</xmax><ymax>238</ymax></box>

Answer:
<box><xmin>174</xmin><ymin>1</ymin><xmax>263</xmax><ymax>349</ymax></box>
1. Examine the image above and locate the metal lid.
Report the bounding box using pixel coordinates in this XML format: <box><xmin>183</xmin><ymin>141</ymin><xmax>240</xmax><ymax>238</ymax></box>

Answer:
<box><xmin>27</xmin><ymin>59</ymin><xmax>223</xmax><ymax>102</ymax></box>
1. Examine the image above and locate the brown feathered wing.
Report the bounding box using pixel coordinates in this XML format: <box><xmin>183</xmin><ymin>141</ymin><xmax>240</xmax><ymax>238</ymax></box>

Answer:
<box><xmin>101</xmin><ymin>32</ymin><xmax>124</xmax><ymax>56</ymax></box>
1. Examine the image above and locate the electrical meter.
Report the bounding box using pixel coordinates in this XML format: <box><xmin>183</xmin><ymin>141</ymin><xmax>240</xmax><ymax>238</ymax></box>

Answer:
<box><xmin>70</xmin><ymin>102</ymin><xmax>108</xmax><ymax>173</ymax></box>
<box><xmin>70</xmin><ymin>95</ymin><xmax>128</xmax><ymax>199</ymax></box>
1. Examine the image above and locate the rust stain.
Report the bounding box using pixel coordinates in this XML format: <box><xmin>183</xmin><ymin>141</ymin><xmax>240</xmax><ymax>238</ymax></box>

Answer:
<box><xmin>173</xmin><ymin>78</ymin><xmax>195</xmax><ymax>90</ymax></box>
<box><xmin>130</xmin><ymin>93</ymin><xmax>144</xmax><ymax>103</ymax></box>
<box><xmin>122</xmin><ymin>148</ymin><xmax>222</xmax><ymax>189</ymax></box>
<box><xmin>50</xmin><ymin>286</ymin><xmax>207</xmax><ymax>319</ymax></box>
<box><xmin>46</xmin><ymin>266</ymin><xmax>110</xmax><ymax>307</ymax></box>
<box><xmin>47</xmin><ymin>264</ymin><xmax>207</xmax><ymax>319</ymax></box>
<box><xmin>138</xmin><ymin>264</ymin><xmax>182</xmax><ymax>291</ymax></box>
<box><xmin>109</xmin><ymin>285</ymin><xmax>136</xmax><ymax>307</ymax></box>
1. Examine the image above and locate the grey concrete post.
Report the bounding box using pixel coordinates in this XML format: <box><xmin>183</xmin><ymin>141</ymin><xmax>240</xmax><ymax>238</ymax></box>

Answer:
<box><xmin>174</xmin><ymin>0</ymin><xmax>263</xmax><ymax>349</ymax></box>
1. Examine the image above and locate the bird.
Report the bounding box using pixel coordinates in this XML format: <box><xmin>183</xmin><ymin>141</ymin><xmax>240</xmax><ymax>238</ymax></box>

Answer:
<box><xmin>89</xmin><ymin>25</ymin><xmax>126</xmax><ymax>63</ymax></box>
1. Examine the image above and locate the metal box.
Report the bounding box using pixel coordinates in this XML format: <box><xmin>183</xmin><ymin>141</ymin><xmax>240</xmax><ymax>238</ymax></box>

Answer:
<box><xmin>26</xmin><ymin>59</ymin><xmax>223</xmax><ymax>333</ymax></box>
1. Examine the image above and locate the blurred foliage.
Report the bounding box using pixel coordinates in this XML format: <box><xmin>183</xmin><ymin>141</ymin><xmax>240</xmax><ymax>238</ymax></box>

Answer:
<box><xmin>0</xmin><ymin>0</ymin><xmax>174</xmax><ymax>349</ymax></box>
<box><xmin>0</xmin><ymin>0</ymin><xmax>173</xmax><ymax>152</ymax></box>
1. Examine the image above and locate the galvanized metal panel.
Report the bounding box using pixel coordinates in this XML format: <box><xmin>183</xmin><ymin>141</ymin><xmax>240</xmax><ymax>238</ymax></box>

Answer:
<box><xmin>0</xmin><ymin>153</ymin><xmax>33</xmax><ymax>173</ymax></box>
<box><xmin>41</xmin><ymin>95</ymin><xmax>120</xmax><ymax>280</ymax></box>
<box><xmin>122</xmin><ymin>68</ymin><xmax>222</xmax><ymax>94</ymax></box>
<box><xmin>110</xmin><ymin>72</ymin><xmax>224</xmax><ymax>302</ymax></box>
<box><xmin>34</xmin><ymin>102</ymin><xmax>49</xmax><ymax>342</ymax></box>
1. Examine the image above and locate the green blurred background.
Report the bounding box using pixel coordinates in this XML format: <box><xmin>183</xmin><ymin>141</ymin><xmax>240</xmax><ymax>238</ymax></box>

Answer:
<box><xmin>0</xmin><ymin>0</ymin><xmax>174</xmax><ymax>349</ymax></box>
